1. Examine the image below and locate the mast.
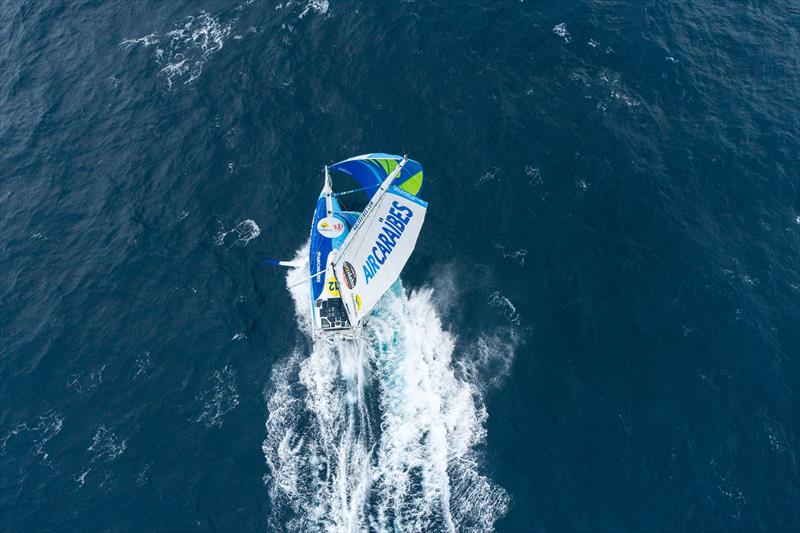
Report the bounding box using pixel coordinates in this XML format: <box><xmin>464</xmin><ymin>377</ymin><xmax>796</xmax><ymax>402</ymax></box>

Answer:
<box><xmin>323</xmin><ymin>166</ymin><xmax>333</xmax><ymax>217</ymax></box>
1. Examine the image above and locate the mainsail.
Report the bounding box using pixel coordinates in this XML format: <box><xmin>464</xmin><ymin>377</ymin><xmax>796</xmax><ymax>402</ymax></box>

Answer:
<box><xmin>331</xmin><ymin>156</ymin><xmax>428</xmax><ymax>326</ymax></box>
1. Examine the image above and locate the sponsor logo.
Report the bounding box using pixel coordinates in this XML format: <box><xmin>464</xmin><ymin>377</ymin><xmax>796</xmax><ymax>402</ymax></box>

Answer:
<box><xmin>355</xmin><ymin>294</ymin><xmax>362</xmax><ymax>311</ymax></box>
<box><xmin>317</xmin><ymin>216</ymin><xmax>345</xmax><ymax>238</ymax></box>
<box><xmin>342</xmin><ymin>261</ymin><xmax>357</xmax><ymax>289</ymax></box>
<box><xmin>362</xmin><ymin>200</ymin><xmax>414</xmax><ymax>285</ymax></box>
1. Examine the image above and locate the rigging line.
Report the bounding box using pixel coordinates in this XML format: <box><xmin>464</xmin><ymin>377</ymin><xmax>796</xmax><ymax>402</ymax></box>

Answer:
<box><xmin>333</xmin><ymin>185</ymin><xmax>374</xmax><ymax>197</ymax></box>
<box><xmin>288</xmin><ymin>266</ymin><xmax>331</xmax><ymax>289</ymax></box>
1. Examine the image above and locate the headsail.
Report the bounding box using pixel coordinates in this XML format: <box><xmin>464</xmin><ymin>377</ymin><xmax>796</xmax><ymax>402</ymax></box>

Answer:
<box><xmin>329</xmin><ymin>153</ymin><xmax>424</xmax><ymax>200</ymax></box>
<box><xmin>332</xmin><ymin>157</ymin><xmax>428</xmax><ymax>326</ymax></box>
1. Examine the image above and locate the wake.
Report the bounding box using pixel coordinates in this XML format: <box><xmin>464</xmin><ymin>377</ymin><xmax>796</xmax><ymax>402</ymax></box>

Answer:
<box><xmin>263</xmin><ymin>247</ymin><xmax>511</xmax><ymax>532</ymax></box>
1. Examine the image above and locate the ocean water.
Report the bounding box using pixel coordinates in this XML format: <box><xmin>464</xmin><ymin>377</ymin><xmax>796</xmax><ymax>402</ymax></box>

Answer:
<box><xmin>1</xmin><ymin>1</ymin><xmax>798</xmax><ymax>531</ymax></box>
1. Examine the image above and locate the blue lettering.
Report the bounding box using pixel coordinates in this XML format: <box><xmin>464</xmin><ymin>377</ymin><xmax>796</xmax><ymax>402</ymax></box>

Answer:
<box><xmin>376</xmin><ymin>242</ymin><xmax>389</xmax><ymax>263</ymax></box>
<box><xmin>384</xmin><ymin>222</ymin><xmax>401</xmax><ymax>239</ymax></box>
<box><xmin>363</xmin><ymin>263</ymin><xmax>373</xmax><ymax>284</ymax></box>
<box><xmin>391</xmin><ymin>201</ymin><xmax>413</xmax><ymax>223</ymax></box>
<box><xmin>361</xmin><ymin>204</ymin><xmax>416</xmax><ymax>285</ymax></box>
<box><xmin>367</xmin><ymin>256</ymin><xmax>380</xmax><ymax>275</ymax></box>
<box><xmin>373</xmin><ymin>245</ymin><xmax>385</xmax><ymax>265</ymax></box>
<box><xmin>379</xmin><ymin>232</ymin><xmax>395</xmax><ymax>249</ymax></box>
<box><xmin>385</xmin><ymin>214</ymin><xmax>405</xmax><ymax>233</ymax></box>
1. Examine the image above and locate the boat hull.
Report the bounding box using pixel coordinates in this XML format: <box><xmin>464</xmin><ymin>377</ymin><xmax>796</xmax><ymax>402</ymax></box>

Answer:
<box><xmin>308</xmin><ymin>192</ymin><xmax>359</xmax><ymax>339</ymax></box>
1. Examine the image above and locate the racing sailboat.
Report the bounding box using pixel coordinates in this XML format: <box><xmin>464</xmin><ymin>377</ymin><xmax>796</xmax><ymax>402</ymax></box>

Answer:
<box><xmin>266</xmin><ymin>153</ymin><xmax>427</xmax><ymax>339</ymax></box>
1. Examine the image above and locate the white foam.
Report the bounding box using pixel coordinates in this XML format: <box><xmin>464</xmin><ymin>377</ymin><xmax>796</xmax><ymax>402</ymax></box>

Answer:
<box><xmin>299</xmin><ymin>0</ymin><xmax>329</xmax><ymax>18</ymax></box>
<box><xmin>456</xmin><ymin>290</ymin><xmax>521</xmax><ymax>392</ymax></box>
<box><xmin>489</xmin><ymin>291</ymin><xmax>520</xmax><ymax>325</ymax></box>
<box><xmin>610</xmin><ymin>89</ymin><xmax>640</xmax><ymax>108</ymax></box>
<box><xmin>214</xmin><ymin>219</ymin><xmax>261</xmax><ymax>249</ymax></box>
<box><xmin>76</xmin><ymin>468</ymin><xmax>91</xmax><ymax>487</ymax></box>
<box><xmin>67</xmin><ymin>364</ymin><xmax>106</xmax><ymax>394</ymax></box>
<box><xmin>495</xmin><ymin>244</ymin><xmax>528</xmax><ymax>266</ymax></box>
<box><xmin>136</xmin><ymin>461</ymin><xmax>153</xmax><ymax>487</ymax></box>
<box><xmin>196</xmin><ymin>365</ymin><xmax>240</xmax><ymax>428</ymax></box>
<box><xmin>1</xmin><ymin>412</ymin><xmax>64</xmax><ymax>462</ymax></box>
<box><xmin>570</xmin><ymin>67</ymin><xmax>641</xmax><ymax>112</ymax></box>
<box><xmin>553</xmin><ymin>22</ymin><xmax>571</xmax><ymax>43</ymax></box>
<box><xmin>121</xmin><ymin>12</ymin><xmax>232</xmax><ymax>88</ymax></box>
<box><xmin>479</xmin><ymin>167</ymin><xmax>501</xmax><ymax>184</ymax></box>
<box><xmin>120</xmin><ymin>33</ymin><xmax>159</xmax><ymax>48</ymax></box>
<box><xmin>88</xmin><ymin>425</ymin><xmax>127</xmax><ymax>462</ymax></box>
<box><xmin>525</xmin><ymin>165</ymin><xmax>542</xmax><ymax>185</ymax></box>
<box><xmin>133</xmin><ymin>350</ymin><xmax>152</xmax><ymax>380</ymax></box>
<box><xmin>263</xmin><ymin>244</ymin><xmax>513</xmax><ymax>531</ymax></box>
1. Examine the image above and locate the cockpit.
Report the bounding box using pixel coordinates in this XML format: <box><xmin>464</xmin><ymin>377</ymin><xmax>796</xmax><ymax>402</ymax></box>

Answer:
<box><xmin>317</xmin><ymin>298</ymin><xmax>351</xmax><ymax>330</ymax></box>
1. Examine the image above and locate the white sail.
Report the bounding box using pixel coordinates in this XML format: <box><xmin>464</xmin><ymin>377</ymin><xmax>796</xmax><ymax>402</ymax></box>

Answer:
<box><xmin>332</xmin><ymin>164</ymin><xmax>427</xmax><ymax>326</ymax></box>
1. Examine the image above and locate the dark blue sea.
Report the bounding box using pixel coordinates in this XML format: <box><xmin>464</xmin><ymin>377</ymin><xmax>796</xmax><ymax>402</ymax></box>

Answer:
<box><xmin>2</xmin><ymin>1</ymin><xmax>799</xmax><ymax>531</ymax></box>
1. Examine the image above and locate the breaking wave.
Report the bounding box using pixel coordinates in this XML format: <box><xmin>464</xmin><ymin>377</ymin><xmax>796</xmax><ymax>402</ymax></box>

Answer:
<box><xmin>263</xmin><ymin>245</ymin><xmax>513</xmax><ymax>532</ymax></box>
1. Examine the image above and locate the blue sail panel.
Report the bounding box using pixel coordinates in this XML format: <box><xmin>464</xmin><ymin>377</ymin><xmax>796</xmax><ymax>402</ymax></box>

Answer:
<box><xmin>329</xmin><ymin>154</ymin><xmax>424</xmax><ymax>199</ymax></box>
<box><xmin>308</xmin><ymin>196</ymin><xmax>331</xmax><ymax>300</ymax></box>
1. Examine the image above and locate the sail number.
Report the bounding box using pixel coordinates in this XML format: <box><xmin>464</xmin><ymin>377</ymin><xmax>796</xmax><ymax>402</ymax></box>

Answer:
<box><xmin>327</xmin><ymin>279</ymin><xmax>340</xmax><ymax>296</ymax></box>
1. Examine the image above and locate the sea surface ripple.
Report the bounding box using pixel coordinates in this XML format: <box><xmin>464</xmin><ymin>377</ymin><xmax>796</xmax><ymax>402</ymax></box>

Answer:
<box><xmin>1</xmin><ymin>0</ymin><xmax>798</xmax><ymax>531</ymax></box>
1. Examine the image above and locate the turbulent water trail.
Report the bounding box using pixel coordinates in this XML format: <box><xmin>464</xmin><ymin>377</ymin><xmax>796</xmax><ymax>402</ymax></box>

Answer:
<box><xmin>263</xmin><ymin>246</ymin><xmax>510</xmax><ymax>532</ymax></box>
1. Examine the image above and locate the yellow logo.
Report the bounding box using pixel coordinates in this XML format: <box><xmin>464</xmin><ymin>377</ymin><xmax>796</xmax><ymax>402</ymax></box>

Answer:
<box><xmin>320</xmin><ymin>221</ymin><xmax>329</xmax><ymax>228</ymax></box>
<box><xmin>355</xmin><ymin>294</ymin><xmax>362</xmax><ymax>311</ymax></box>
